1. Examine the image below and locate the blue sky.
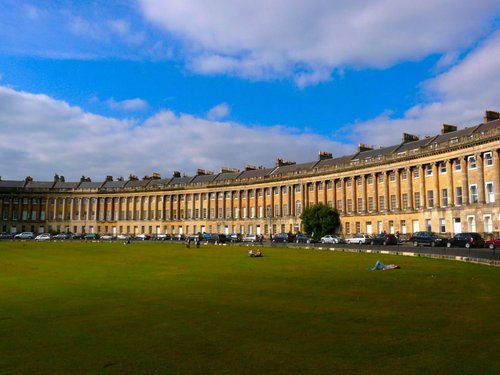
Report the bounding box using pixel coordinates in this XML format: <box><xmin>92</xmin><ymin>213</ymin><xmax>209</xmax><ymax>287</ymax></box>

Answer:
<box><xmin>0</xmin><ymin>0</ymin><xmax>499</xmax><ymax>181</ymax></box>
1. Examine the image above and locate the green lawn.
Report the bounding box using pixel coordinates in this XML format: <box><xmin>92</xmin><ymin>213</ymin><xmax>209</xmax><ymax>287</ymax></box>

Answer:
<box><xmin>0</xmin><ymin>241</ymin><xmax>498</xmax><ymax>374</ymax></box>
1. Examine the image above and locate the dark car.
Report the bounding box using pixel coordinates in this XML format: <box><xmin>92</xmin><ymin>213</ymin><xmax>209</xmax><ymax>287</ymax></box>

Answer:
<box><xmin>53</xmin><ymin>233</ymin><xmax>70</xmax><ymax>240</ymax></box>
<box><xmin>295</xmin><ymin>234</ymin><xmax>315</xmax><ymax>244</ymax></box>
<box><xmin>85</xmin><ymin>233</ymin><xmax>100</xmax><ymax>240</ymax></box>
<box><xmin>447</xmin><ymin>232</ymin><xmax>485</xmax><ymax>248</ymax></box>
<box><xmin>485</xmin><ymin>238</ymin><xmax>500</xmax><ymax>250</ymax></box>
<box><xmin>202</xmin><ymin>233</ymin><xmax>227</xmax><ymax>244</ymax></box>
<box><xmin>272</xmin><ymin>233</ymin><xmax>295</xmax><ymax>243</ymax></box>
<box><xmin>71</xmin><ymin>233</ymin><xmax>83</xmax><ymax>240</ymax></box>
<box><xmin>0</xmin><ymin>232</ymin><xmax>13</xmax><ymax>240</ymax></box>
<box><xmin>409</xmin><ymin>231</ymin><xmax>447</xmax><ymax>247</ymax></box>
<box><xmin>370</xmin><ymin>233</ymin><xmax>398</xmax><ymax>245</ymax></box>
<box><xmin>228</xmin><ymin>233</ymin><xmax>243</xmax><ymax>243</ymax></box>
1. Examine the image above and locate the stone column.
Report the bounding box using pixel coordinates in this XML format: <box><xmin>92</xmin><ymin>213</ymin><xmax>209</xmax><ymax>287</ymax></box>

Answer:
<box><xmin>419</xmin><ymin>165</ymin><xmax>426</xmax><ymax>208</ymax></box>
<box><xmin>384</xmin><ymin>171</ymin><xmax>390</xmax><ymax>211</ymax></box>
<box><xmin>395</xmin><ymin>169</ymin><xmax>401</xmax><ymax>211</ymax></box>
<box><xmin>362</xmin><ymin>175</ymin><xmax>368</xmax><ymax>213</ymax></box>
<box><xmin>493</xmin><ymin>149</ymin><xmax>500</xmax><ymax>203</ymax></box>
<box><xmin>433</xmin><ymin>162</ymin><xmax>440</xmax><ymax>207</ymax></box>
<box><xmin>477</xmin><ymin>153</ymin><xmax>485</xmax><ymax>204</ymax></box>
<box><xmin>407</xmin><ymin>167</ymin><xmax>413</xmax><ymax>210</ymax></box>
<box><xmin>460</xmin><ymin>157</ymin><xmax>469</xmax><ymax>205</ymax></box>
<box><xmin>446</xmin><ymin>159</ymin><xmax>454</xmax><ymax>206</ymax></box>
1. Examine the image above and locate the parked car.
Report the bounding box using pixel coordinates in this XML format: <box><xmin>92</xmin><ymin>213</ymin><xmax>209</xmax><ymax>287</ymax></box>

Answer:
<box><xmin>320</xmin><ymin>234</ymin><xmax>344</xmax><ymax>244</ymax></box>
<box><xmin>0</xmin><ymin>232</ymin><xmax>13</xmax><ymax>240</ymax></box>
<box><xmin>100</xmin><ymin>234</ymin><xmax>115</xmax><ymax>241</ymax></box>
<box><xmin>242</xmin><ymin>234</ymin><xmax>259</xmax><ymax>243</ymax></box>
<box><xmin>228</xmin><ymin>233</ymin><xmax>243</xmax><ymax>242</ymax></box>
<box><xmin>370</xmin><ymin>233</ymin><xmax>398</xmax><ymax>245</ymax></box>
<box><xmin>71</xmin><ymin>233</ymin><xmax>83</xmax><ymax>240</ymax></box>
<box><xmin>295</xmin><ymin>233</ymin><xmax>315</xmax><ymax>244</ymax></box>
<box><xmin>272</xmin><ymin>233</ymin><xmax>294</xmax><ymax>243</ymax></box>
<box><xmin>35</xmin><ymin>233</ymin><xmax>52</xmax><ymax>241</ymax></box>
<box><xmin>84</xmin><ymin>233</ymin><xmax>99</xmax><ymax>240</ymax></box>
<box><xmin>447</xmin><ymin>232</ymin><xmax>485</xmax><ymax>248</ymax></box>
<box><xmin>345</xmin><ymin>234</ymin><xmax>371</xmax><ymax>244</ymax></box>
<box><xmin>153</xmin><ymin>234</ymin><xmax>169</xmax><ymax>241</ymax></box>
<box><xmin>203</xmin><ymin>233</ymin><xmax>227</xmax><ymax>244</ymax></box>
<box><xmin>170</xmin><ymin>234</ymin><xmax>186</xmax><ymax>241</ymax></box>
<box><xmin>53</xmin><ymin>233</ymin><xmax>69</xmax><ymax>240</ymax></box>
<box><xmin>409</xmin><ymin>231</ymin><xmax>447</xmax><ymax>247</ymax></box>
<box><xmin>14</xmin><ymin>232</ymin><xmax>34</xmax><ymax>240</ymax></box>
<box><xmin>134</xmin><ymin>233</ymin><xmax>151</xmax><ymax>241</ymax></box>
<box><xmin>117</xmin><ymin>234</ymin><xmax>131</xmax><ymax>241</ymax></box>
<box><xmin>485</xmin><ymin>238</ymin><xmax>500</xmax><ymax>250</ymax></box>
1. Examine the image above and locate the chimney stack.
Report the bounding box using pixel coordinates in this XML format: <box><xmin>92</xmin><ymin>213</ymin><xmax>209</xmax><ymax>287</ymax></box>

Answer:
<box><xmin>318</xmin><ymin>151</ymin><xmax>333</xmax><ymax>160</ymax></box>
<box><xmin>484</xmin><ymin>110</ymin><xmax>500</xmax><ymax>123</ymax></box>
<box><xmin>441</xmin><ymin>124</ymin><xmax>457</xmax><ymax>134</ymax></box>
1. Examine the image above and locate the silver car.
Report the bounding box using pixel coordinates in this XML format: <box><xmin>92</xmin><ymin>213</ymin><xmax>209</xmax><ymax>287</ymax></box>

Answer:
<box><xmin>345</xmin><ymin>234</ymin><xmax>371</xmax><ymax>244</ymax></box>
<box><xmin>14</xmin><ymin>232</ymin><xmax>34</xmax><ymax>240</ymax></box>
<box><xmin>320</xmin><ymin>235</ymin><xmax>344</xmax><ymax>244</ymax></box>
<box><xmin>35</xmin><ymin>233</ymin><xmax>52</xmax><ymax>241</ymax></box>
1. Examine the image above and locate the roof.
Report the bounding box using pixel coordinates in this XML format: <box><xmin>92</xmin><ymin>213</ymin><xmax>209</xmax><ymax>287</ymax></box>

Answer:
<box><xmin>352</xmin><ymin>144</ymin><xmax>401</xmax><ymax>161</ymax></box>
<box><xmin>78</xmin><ymin>181</ymin><xmax>104</xmax><ymax>189</ymax></box>
<box><xmin>315</xmin><ymin>155</ymin><xmax>354</xmax><ymax>170</ymax></box>
<box><xmin>125</xmin><ymin>180</ymin><xmax>151</xmax><ymax>188</ymax></box>
<box><xmin>53</xmin><ymin>181</ymin><xmax>80</xmax><ymax>189</ymax></box>
<box><xmin>238</xmin><ymin>168</ymin><xmax>273</xmax><ymax>180</ymax></box>
<box><xmin>191</xmin><ymin>174</ymin><xmax>217</xmax><ymax>184</ymax></box>
<box><xmin>0</xmin><ymin>180</ymin><xmax>25</xmax><ymax>189</ymax></box>
<box><xmin>147</xmin><ymin>178</ymin><xmax>172</xmax><ymax>188</ymax></box>
<box><xmin>101</xmin><ymin>180</ymin><xmax>127</xmax><ymax>189</ymax></box>
<box><xmin>271</xmin><ymin>161</ymin><xmax>317</xmax><ymax>176</ymax></box>
<box><xmin>433</xmin><ymin>125</ymin><xmax>479</xmax><ymax>144</ymax></box>
<box><xmin>168</xmin><ymin>176</ymin><xmax>193</xmax><ymax>186</ymax></box>
<box><xmin>25</xmin><ymin>181</ymin><xmax>55</xmax><ymax>189</ymax></box>
<box><xmin>214</xmin><ymin>172</ymin><xmax>242</xmax><ymax>182</ymax></box>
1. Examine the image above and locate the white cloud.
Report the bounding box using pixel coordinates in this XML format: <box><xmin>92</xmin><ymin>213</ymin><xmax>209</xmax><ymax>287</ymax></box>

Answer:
<box><xmin>341</xmin><ymin>30</ymin><xmax>500</xmax><ymax>146</ymax></box>
<box><xmin>108</xmin><ymin>19</ymin><xmax>147</xmax><ymax>45</ymax></box>
<box><xmin>106</xmin><ymin>97</ymin><xmax>149</xmax><ymax>111</ymax></box>
<box><xmin>0</xmin><ymin>86</ymin><xmax>352</xmax><ymax>181</ymax></box>
<box><xmin>139</xmin><ymin>0</ymin><xmax>500</xmax><ymax>85</ymax></box>
<box><xmin>206</xmin><ymin>102</ymin><xmax>230</xmax><ymax>120</ymax></box>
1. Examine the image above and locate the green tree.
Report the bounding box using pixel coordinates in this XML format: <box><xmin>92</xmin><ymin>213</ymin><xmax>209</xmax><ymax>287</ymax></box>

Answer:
<box><xmin>300</xmin><ymin>203</ymin><xmax>340</xmax><ymax>238</ymax></box>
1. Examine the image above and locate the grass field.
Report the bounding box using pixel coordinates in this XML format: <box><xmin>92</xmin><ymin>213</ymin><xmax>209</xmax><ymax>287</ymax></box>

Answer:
<box><xmin>0</xmin><ymin>241</ymin><xmax>499</xmax><ymax>374</ymax></box>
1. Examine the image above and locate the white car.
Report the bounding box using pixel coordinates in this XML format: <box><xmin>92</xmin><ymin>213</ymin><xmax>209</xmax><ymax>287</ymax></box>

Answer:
<box><xmin>117</xmin><ymin>234</ymin><xmax>131</xmax><ymax>241</ymax></box>
<box><xmin>320</xmin><ymin>235</ymin><xmax>344</xmax><ymax>244</ymax></box>
<box><xmin>35</xmin><ymin>233</ymin><xmax>52</xmax><ymax>241</ymax></box>
<box><xmin>242</xmin><ymin>234</ymin><xmax>258</xmax><ymax>243</ymax></box>
<box><xmin>345</xmin><ymin>234</ymin><xmax>371</xmax><ymax>244</ymax></box>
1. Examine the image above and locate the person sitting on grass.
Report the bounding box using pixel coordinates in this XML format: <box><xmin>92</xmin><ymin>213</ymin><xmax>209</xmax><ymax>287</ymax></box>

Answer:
<box><xmin>255</xmin><ymin>249</ymin><xmax>262</xmax><ymax>257</ymax></box>
<box><xmin>369</xmin><ymin>260</ymin><xmax>400</xmax><ymax>270</ymax></box>
<box><xmin>248</xmin><ymin>249</ymin><xmax>255</xmax><ymax>257</ymax></box>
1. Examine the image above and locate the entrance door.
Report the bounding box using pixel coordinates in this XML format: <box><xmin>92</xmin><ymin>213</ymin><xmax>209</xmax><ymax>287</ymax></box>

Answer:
<box><xmin>453</xmin><ymin>218</ymin><xmax>461</xmax><ymax>234</ymax></box>
<box><xmin>412</xmin><ymin>220</ymin><xmax>419</xmax><ymax>233</ymax></box>
<box><xmin>366</xmin><ymin>222</ymin><xmax>373</xmax><ymax>235</ymax></box>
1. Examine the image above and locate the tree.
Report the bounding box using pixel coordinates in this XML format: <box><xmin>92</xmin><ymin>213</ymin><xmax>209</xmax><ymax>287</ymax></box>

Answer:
<box><xmin>300</xmin><ymin>203</ymin><xmax>340</xmax><ymax>238</ymax></box>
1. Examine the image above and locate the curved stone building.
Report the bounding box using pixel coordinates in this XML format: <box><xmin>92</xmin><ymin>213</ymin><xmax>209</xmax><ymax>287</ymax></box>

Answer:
<box><xmin>1</xmin><ymin>110</ymin><xmax>500</xmax><ymax>239</ymax></box>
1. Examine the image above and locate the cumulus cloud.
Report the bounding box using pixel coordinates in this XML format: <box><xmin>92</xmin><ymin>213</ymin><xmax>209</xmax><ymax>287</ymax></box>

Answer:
<box><xmin>139</xmin><ymin>0</ymin><xmax>500</xmax><ymax>85</ymax></box>
<box><xmin>106</xmin><ymin>97</ymin><xmax>149</xmax><ymax>111</ymax></box>
<box><xmin>341</xmin><ymin>31</ymin><xmax>500</xmax><ymax>146</ymax></box>
<box><xmin>0</xmin><ymin>86</ymin><xmax>352</xmax><ymax>181</ymax></box>
<box><xmin>206</xmin><ymin>102</ymin><xmax>230</xmax><ymax>120</ymax></box>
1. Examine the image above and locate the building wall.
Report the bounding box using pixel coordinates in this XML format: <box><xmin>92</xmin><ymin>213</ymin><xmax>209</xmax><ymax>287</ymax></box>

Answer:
<box><xmin>2</xmin><ymin>123</ymin><xmax>500</xmax><ymax>238</ymax></box>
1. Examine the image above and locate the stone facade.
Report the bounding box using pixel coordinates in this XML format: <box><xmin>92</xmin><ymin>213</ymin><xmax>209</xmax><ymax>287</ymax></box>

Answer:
<box><xmin>1</xmin><ymin>111</ymin><xmax>500</xmax><ymax>239</ymax></box>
